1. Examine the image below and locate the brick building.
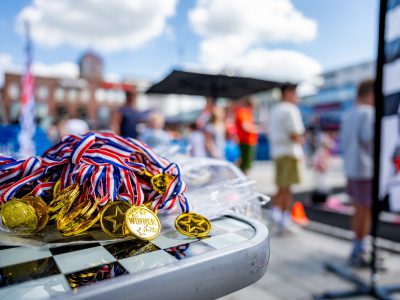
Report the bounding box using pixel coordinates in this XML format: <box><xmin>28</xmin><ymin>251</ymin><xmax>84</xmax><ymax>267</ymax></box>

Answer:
<box><xmin>1</xmin><ymin>51</ymin><xmax>136</xmax><ymax>129</ymax></box>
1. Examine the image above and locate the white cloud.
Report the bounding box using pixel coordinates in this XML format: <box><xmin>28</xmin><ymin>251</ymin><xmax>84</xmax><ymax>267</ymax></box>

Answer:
<box><xmin>189</xmin><ymin>0</ymin><xmax>317</xmax><ymax>66</ymax></box>
<box><xmin>187</xmin><ymin>0</ymin><xmax>321</xmax><ymax>84</ymax></box>
<box><xmin>0</xmin><ymin>52</ymin><xmax>78</xmax><ymax>82</ymax></box>
<box><xmin>229</xmin><ymin>48</ymin><xmax>322</xmax><ymax>82</ymax></box>
<box><xmin>16</xmin><ymin>0</ymin><xmax>177</xmax><ymax>52</ymax></box>
<box><xmin>33</xmin><ymin>61</ymin><xmax>78</xmax><ymax>78</ymax></box>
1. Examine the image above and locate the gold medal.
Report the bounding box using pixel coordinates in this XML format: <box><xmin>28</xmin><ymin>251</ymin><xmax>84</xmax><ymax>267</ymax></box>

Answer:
<box><xmin>175</xmin><ymin>212</ymin><xmax>211</xmax><ymax>238</ymax></box>
<box><xmin>62</xmin><ymin>213</ymin><xmax>100</xmax><ymax>237</ymax></box>
<box><xmin>20</xmin><ymin>196</ymin><xmax>49</xmax><ymax>232</ymax></box>
<box><xmin>57</xmin><ymin>201</ymin><xmax>91</xmax><ymax>232</ymax></box>
<box><xmin>100</xmin><ymin>201</ymin><xmax>131</xmax><ymax>238</ymax></box>
<box><xmin>48</xmin><ymin>184</ymin><xmax>80</xmax><ymax>221</ymax></box>
<box><xmin>53</xmin><ymin>180</ymin><xmax>61</xmax><ymax>198</ymax></box>
<box><xmin>151</xmin><ymin>174</ymin><xmax>173</xmax><ymax>194</ymax></box>
<box><xmin>57</xmin><ymin>200</ymin><xmax>99</xmax><ymax>236</ymax></box>
<box><xmin>125</xmin><ymin>205</ymin><xmax>161</xmax><ymax>240</ymax></box>
<box><xmin>1</xmin><ymin>199</ymin><xmax>38</xmax><ymax>234</ymax></box>
<box><xmin>142</xmin><ymin>170</ymin><xmax>153</xmax><ymax>178</ymax></box>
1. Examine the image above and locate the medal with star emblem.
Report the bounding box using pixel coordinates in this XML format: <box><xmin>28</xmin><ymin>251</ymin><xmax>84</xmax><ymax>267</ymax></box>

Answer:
<box><xmin>151</xmin><ymin>173</ymin><xmax>173</xmax><ymax>195</ymax></box>
<box><xmin>100</xmin><ymin>201</ymin><xmax>131</xmax><ymax>237</ymax></box>
<box><xmin>175</xmin><ymin>212</ymin><xmax>212</xmax><ymax>238</ymax></box>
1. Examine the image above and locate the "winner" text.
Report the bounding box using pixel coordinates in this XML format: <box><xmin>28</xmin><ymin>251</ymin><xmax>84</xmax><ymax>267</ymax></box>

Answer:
<box><xmin>130</xmin><ymin>217</ymin><xmax>156</xmax><ymax>226</ymax></box>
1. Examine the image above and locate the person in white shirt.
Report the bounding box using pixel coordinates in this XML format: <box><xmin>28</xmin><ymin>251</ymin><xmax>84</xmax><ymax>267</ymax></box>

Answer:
<box><xmin>269</xmin><ymin>83</ymin><xmax>305</xmax><ymax>231</ymax></box>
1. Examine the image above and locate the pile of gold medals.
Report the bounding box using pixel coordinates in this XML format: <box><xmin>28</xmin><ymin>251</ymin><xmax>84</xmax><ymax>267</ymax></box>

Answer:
<box><xmin>0</xmin><ymin>133</ymin><xmax>212</xmax><ymax>242</ymax></box>
<box><xmin>1</xmin><ymin>179</ymin><xmax>211</xmax><ymax>241</ymax></box>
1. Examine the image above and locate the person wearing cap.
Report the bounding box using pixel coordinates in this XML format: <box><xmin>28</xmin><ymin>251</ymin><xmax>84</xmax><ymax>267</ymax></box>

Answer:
<box><xmin>268</xmin><ymin>83</ymin><xmax>305</xmax><ymax>232</ymax></box>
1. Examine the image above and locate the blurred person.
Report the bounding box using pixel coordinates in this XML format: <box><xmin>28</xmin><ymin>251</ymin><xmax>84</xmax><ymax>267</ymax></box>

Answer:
<box><xmin>188</xmin><ymin>123</ymin><xmax>206</xmax><ymax>157</ymax></box>
<box><xmin>340</xmin><ymin>79</ymin><xmax>375</xmax><ymax>267</ymax></box>
<box><xmin>304</xmin><ymin>124</ymin><xmax>319</xmax><ymax>167</ymax></box>
<box><xmin>225</xmin><ymin>100</ymin><xmax>239</xmax><ymax>143</ymax></box>
<box><xmin>225</xmin><ymin>101</ymin><xmax>241</xmax><ymax>163</ymax></box>
<box><xmin>312</xmin><ymin>133</ymin><xmax>334</xmax><ymax>202</ymax></box>
<box><xmin>235</xmin><ymin>97</ymin><xmax>258</xmax><ymax>173</ymax></box>
<box><xmin>205</xmin><ymin>106</ymin><xmax>226</xmax><ymax>159</ymax></box>
<box><xmin>269</xmin><ymin>83</ymin><xmax>305</xmax><ymax>231</ymax></box>
<box><xmin>196</xmin><ymin>97</ymin><xmax>214</xmax><ymax>130</ymax></box>
<box><xmin>111</xmin><ymin>91</ymin><xmax>144</xmax><ymax>138</ymax></box>
<box><xmin>138</xmin><ymin>111</ymin><xmax>171</xmax><ymax>148</ymax></box>
<box><xmin>47</xmin><ymin>121</ymin><xmax>61</xmax><ymax>144</ymax></box>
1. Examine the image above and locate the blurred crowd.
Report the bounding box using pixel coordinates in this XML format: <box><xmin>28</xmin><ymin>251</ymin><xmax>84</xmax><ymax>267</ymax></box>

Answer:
<box><xmin>50</xmin><ymin>90</ymin><xmax>264</xmax><ymax>174</ymax></box>
<box><xmin>49</xmin><ymin>85</ymin><xmax>338</xmax><ymax>177</ymax></box>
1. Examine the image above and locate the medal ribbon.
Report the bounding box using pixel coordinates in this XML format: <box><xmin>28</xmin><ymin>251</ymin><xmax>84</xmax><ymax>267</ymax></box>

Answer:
<box><xmin>0</xmin><ymin>132</ymin><xmax>190</xmax><ymax>213</ymax></box>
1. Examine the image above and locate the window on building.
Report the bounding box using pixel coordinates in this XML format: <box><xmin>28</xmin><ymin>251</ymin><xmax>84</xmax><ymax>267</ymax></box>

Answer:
<box><xmin>116</xmin><ymin>91</ymin><xmax>125</xmax><ymax>104</ymax></box>
<box><xmin>98</xmin><ymin>106</ymin><xmax>110</xmax><ymax>123</ymax></box>
<box><xmin>36</xmin><ymin>103</ymin><xmax>49</xmax><ymax>120</ymax></box>
<box><xmin>95</xmin><ymin>88</ymin><xmax>106</xmax><ymax>103</ymax></box>
<box><xmin>107</xmin><ymin>89</ymin><xmax>116</xmax><ymax>103</ymax></box>
<box><xmin>55</xmin><ymin>88</ymin><xmax>65</xmax><ymax>102</ymax></box>
<box><xmin>37</xmin><ymin>85</ymin><xmax>49</xmax><ymax>100</ymax></box>
<box><xmin>8</xmin><ymin>82</ymin><xmax>20</xmax><ymax>100</ymax></box>
<box><xmin>68</xmin><ymin>89</ymin><xmax>78</xmax><ymax>102</ymax></box>
<box><xmin>56</xmin><ymin>106</ymin><xmax>68</xmax><ymax>119</ymax></box>
<box><xmin>77</xmin><ymin>107</ymin><xmax>88</xmax><ymax>119</ymax></box>
<box><xmin>10</xmin><ymin>102</ymin><xmax>20</xmax><ymax>122</ymax></box>
<box><xmin>80</xmin><ymin>89</ymin><xmax>90</xmax><ymax>103</ymax></box>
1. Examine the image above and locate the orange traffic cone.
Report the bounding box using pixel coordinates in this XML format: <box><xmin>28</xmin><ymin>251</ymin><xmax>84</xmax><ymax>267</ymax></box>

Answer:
<box><xmin>291</xmin><ymin>201</ymin><xmax>309</xmax><ymax>226</ymax></box>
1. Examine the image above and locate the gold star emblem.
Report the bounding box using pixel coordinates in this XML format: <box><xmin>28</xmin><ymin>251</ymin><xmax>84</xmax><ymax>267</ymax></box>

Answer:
<box><xmin>100</xmin><ymin>201</ymin><xmax>131</xmax><ymax>237</ymax></box>
<box><xmin>175</xmin><ymin>212</ymin><xmax>211</xmax><ymax>238</ymax></box>
<box><xmin>104</xmin><ymin>205</ymin><xmax>124</xmax><ymax>233</ymax></box>
<box><xmin>151</xmin><ymin>174</ymin><xmax>173</xmax><ymax>195</ymax></box>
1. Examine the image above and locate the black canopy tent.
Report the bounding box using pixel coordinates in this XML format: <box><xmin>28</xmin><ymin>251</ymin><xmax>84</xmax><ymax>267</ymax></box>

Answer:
<box><xmin>146</xmin><ymin>70</ymin><xmax>281</xmax><ymax>99</ymax></box>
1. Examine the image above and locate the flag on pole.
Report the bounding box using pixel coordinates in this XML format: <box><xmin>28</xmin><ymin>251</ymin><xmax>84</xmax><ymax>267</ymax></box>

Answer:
<box><xmin>18</xmin><ymin>22</ymin><xmax>36</xmax><ymax>157</ymax></box>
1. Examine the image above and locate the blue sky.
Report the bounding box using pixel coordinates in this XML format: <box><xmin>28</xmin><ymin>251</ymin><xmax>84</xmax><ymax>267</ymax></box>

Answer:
<box><xmin>0</xmin><ymin>0</ymin><xmax>378</xmax><ymax>82</ymax></box>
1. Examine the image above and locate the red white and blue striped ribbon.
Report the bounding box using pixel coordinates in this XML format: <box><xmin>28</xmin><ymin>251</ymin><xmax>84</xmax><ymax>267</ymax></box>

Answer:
<box><xmin>0</xmin><ymin>132</ymin><xmax>190</xmax><ymax>213</ymax></box>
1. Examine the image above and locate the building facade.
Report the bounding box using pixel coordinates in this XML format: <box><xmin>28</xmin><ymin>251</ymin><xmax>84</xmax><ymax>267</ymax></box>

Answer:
<box><xmin>300</xmin><ymin>61</ymin><xmax>376</xmax><ymax>130</ymax></box>
<box><xmin>1</xmin><ymin>51</ymin><xmax>136</xmax><ymax>129</ymax></box>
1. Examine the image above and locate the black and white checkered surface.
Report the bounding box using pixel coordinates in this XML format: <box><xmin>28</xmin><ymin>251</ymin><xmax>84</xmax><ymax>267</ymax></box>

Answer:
<box><xmin>0</xmin><ymin>216</ymin><xmax>255</xmax><ymax>300</ymax></box>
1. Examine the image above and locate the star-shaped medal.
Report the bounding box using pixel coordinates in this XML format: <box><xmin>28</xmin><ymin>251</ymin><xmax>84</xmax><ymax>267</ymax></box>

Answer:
<box><xmin>175</xmin><ymin>212</ymin><xmax>211</xmax><ymax>238</ymax></box>
<box><xmin>104</xmin><ymin>205</ymin><xmax>125</xmax><ymax>233</ymax></box>
<box><xmin>100</xmin><ymin>202</ymin><xmax>131</xmax><ymax>237</ymax></box>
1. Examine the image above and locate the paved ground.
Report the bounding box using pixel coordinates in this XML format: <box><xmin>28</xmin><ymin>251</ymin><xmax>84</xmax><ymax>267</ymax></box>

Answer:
<box><xmin>221</xmin><ymin>220</ymin><xmax>400</xmax><ymax>300</ymax></box>
<box><xmin>219</xmin><ymin>158</ymin><xmax>400</xmax><ymax>300</ymax></box>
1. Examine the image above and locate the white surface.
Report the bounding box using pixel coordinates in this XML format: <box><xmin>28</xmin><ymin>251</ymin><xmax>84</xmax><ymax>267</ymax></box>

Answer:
<box><xmin>53</xmin><ymin>246</ymin><xmax>116</xmax><ymax>274</ymax></box>
<box><xmin>119</xmin><ymin>250</ymin><xmax>176</xmax><ymax>273</ymax></box>
<box><xmin>152</xmin><ymin>230</ymin><xmax>197</xmax><ymax>249</ymax></box>
<box><xmin>0</xmin><ymin>275</ymin><xmax>70</xmax><ymax>300</ymax></box>
<box><xmin>203</xmin><ymin>232</ymin><xmax>248</xmax><ymax>249</ymax></box>
<box><xmin>379</xmin><ymin>115</ymin><xmax>398</xmax><ymax>203</ymax></box>
<box><xmin>0</xmin><ymin>247</ymin><xmax>52</xmax><ymax>268</ymax></box>
<box><xmin>213</xmin><ymin>218</ymin><xmax>253</xmax><ymax>233</ymax></box>
<box><xmin>385</xmin><ymin>5</ymin><xmax>400</xmax><ymax>42</ymax></box>
<box><xmin>383</xmin><ymin>59</ymin><xmax>400</xmax><ymax>96</ymax></box>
